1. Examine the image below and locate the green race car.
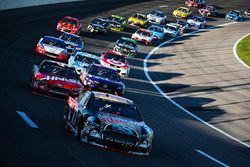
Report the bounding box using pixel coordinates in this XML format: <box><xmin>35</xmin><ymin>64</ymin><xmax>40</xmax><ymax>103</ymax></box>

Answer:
<box><xmin>113</xmin><ymin>37</ymin><xmax>138</xmax><ymax>58</ymax></box>
<box><xmin>106</xmin><ymin>15</ymin><xmax>126</xmax><ymax>31</ymax></box>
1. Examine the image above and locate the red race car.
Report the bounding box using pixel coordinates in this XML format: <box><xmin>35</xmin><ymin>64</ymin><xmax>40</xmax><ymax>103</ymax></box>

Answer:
<box><xmin>185</xmin><ymin>0</ymin><xmax>205</xmax><ymax>8</ymax></box>
<box><xmin>30</xmin><ymin>60</ymin><xmax>84</xmax><ymax>97</ymax></box>
<box><xmin>100</xmin><ymin>51</ymin><xmax>130</xmax><ymax>77</ymax></box>
<box><xmin>199</xmin><ymin>5</ymin><xmax>217</xmax><ymax>16</ymax></box>
<box><xmin>57</xmin><ymin>16</ymin><xmax>82</xmax><ymax>35</ymax></box>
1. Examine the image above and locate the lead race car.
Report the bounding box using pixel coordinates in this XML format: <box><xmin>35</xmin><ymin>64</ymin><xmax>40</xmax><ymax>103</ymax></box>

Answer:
<box><xmin>30</xmin><ymin>60</ymin><xmax>83</xmax><ymax>97</ymax></box>
<box><xmin>36</xmin><ymin>36</ymin><xmax>74</xmax><ymax>62</ymax></box>
<box><xmin>64</xmin><ymin>91</ymin><xmax>154</xmax><ymax>155</ymax></box>
<box><xmin>80</xmin><ymin>64</ymin><xmax>125</xmax><ymax>96</ymax></box>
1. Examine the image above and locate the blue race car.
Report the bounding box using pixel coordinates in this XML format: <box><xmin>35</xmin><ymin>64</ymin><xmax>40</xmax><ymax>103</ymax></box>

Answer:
<box><xmin>225</xmin><ymin>10</ymin><xmax>245</xmax><ymax>21</ymax></box>
<box><xmin>80</xmin><ymin>64</ymin><xmax>125</xmax><ymax>96</ymax></box>
<box><xmin>59</xmin><ymin>32</ymin><xmax>84</xmax><ymax>51</ymax></box>
<box><xmin>147</xmin><ymin>25</ymin><xmax>165</xmax><ymax>40</ymax></box>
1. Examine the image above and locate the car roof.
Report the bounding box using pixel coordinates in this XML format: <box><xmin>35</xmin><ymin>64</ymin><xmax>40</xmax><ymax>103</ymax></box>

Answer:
<box><xmin>90</xmin><ymin>63</ymin><xmax>117</xmax><ymax>72</ymax></box>
<box><xmin>111</xmin><ymin>15</ymin><xmax>124</xmax><ymax>19</ymax></box>
<box><xmin>43</xmin><ymin>36</ymin><xmax>65</xmax><ymax>43</ymax></box>
<box><xmin>91</xmin><ymin>91</ymin><xmax>134</xmax><ymax>105</ymax></box>
<box><xmin>62</xmin><ymin>32</ymin><xmax>81</xmax><ymax>38</ymax></box>
<box><xmin>41</xmin><ymin>59</ymin><xmax>72</xmax><ymax>68</ymax></box>
<box><xmin>178</xmin><ymin>7</ymin><xmax>190</xmax><ymax>11</ymax></box>
<box><xmin>120</xmin><ymin>37</ymin><xmax>136</xmax><ymax>43</ymax></box>
<box><xmin>62</xmin><ymin>16</ymin><xmax>79</xmax><ymax>21</ymax></box>
<box><xmin>75</xmin><ymin>51</ymin><xmax>100</xmax><ymax>60</ymax></box>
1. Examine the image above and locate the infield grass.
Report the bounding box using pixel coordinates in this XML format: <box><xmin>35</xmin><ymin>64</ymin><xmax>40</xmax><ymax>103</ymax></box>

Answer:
<box><xmin>237</xmin><ymin>35</ymin><xmax>250</xmax><ymax>66</ymax></box>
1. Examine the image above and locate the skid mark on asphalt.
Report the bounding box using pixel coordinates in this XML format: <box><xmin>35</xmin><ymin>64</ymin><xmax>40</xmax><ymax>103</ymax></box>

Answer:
<box><xmin>17</xmin><ymin>111</ymin><xmax>39</xmax><ymax>128</ymax></box>
<box><xmin>144</xmin><ymin>21</ymin><xmax>250</xmax><ymax>148</ymax></box>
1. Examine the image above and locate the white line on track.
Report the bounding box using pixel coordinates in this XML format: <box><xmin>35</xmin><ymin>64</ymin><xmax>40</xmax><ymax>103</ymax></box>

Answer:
<box><xmin>195</xmin><ymin>149</ymin><xmax>230</xmax><ymax>167</ymax></box>
<box><xmin>233</xmin><ymin>33</ymin><xmax>250</xmax><ymax>69</ymax></box>
<box><xmin>159</xmin><ymin>5</ymin><xmax>168</xmax><ymax>8</ymax></box>
<box><xmin>143</xmin><ymin>22</ymin><xmax>250</xmax><ymax>148</ymax></box>
<box><xmin>17</xmin><ymin>111</ymin><xmax>39</xmax><ymax>128</ymax></box>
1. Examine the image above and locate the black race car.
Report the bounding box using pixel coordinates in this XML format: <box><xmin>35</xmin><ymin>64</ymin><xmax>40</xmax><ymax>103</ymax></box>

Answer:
<box><xmin>64</xmin><ymin>91</ymin><xmax>154</xmax><ymax>155</ymax></box>
<box><xmin>87</xmin><ymin>18</ymin><xmax>110</xmax><ymax>34</ymax></box>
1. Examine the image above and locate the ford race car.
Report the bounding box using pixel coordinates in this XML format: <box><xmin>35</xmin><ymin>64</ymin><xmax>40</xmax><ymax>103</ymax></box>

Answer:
<box><xmin>131</xmin><ymin>29</ymin><xmax>155</xmax><ymax>46</ymax></box>
<box><xmin>106</xmin><ymin>15</ymin><xmax>126</xmax><ymax>32</ymax></box>
<box><xmin>128</xmin><ymin>13</ymin><xmax>148</xmax><ymax>28</ymax></box>
<box><xmin>147</xmin><ymin>10</ymin><xmax>167</xmax><ymax>25</ymax></box>
<box><xmin>173</xmin><ymin>19</ymin><xmax>189</xmax><ymax>33</ymax></box>
<box><xmin>68</xmin><ymin>51</ymin><xmax>100</xmax><ymax>74</ymax></box>
<box><xmin>59</xmin><ymin>33</ymin><xmax>84</xmax><ymax>51</ymax></box>
<box><xmin>30</xmin><ymin>60</ymin><xmax>83</xmax><ymax>97</ymax></box>
<box><xmin>87</xmin><ymin>18</ymin><xmax>110</xmax><ymax>34</ymax></box>
<box><xmin>173</xmin><ymin>7</ymin><xmax>192</xmax><ymax>19</ymax></box>
<box><xmin>225</xmin><ymin>10</ymin><xmax>245</xmax><ymax>21</ymax></box>
<box><xmin>36</xmin><ymin>36</ymin><xmax>74</xmax><ymax>62</ymax></box>
<box><xmin>187</xmin><ymin>16</ymin><xmax>206</xmax><ymax>29</ymax></box>
<box><xmin>199</xmin><ymin>5</ymin><xmax>217</xmax><ymax>17</ymax></box>
<box><xmin>164</xmin><ymin>23</ymin><xmax>181</xmax><ymax>38</ymax></box>
<box><xmin>80</xmin><ymin>64</ymin><xmax>125</xmax><ymax>96</ymax></box>
<box><xmin>113</xmin><ymin>37</ymin><xmax>137</xmax><ymax>58</ymax></box>
<box><xmin>147</xmin><ymin>25</ymin><xmax>165</xmax><ymax>40</ymax></box>
<box><xmin>64</xmin><ymin>91</ymin><xmax>153</xmax><ymax>155</ymax></box>
<box><xmin>244</xmin><ymin>9</ymin><xmax>250</xmax><ymax>16</ymax></box>
<box><xmin>57</xmin><ymin>16</ymin><xmax>82</xmax><ymax>35</ymax></box>
<box><xmin>101</xmin><ymin>51</ymin><xmax>130</xmax><ymax>78</ymax></box>
<box><xmin>185</xmin><ymin>0</ymin><xmax>205</xmax><ymax>8</ymax></box>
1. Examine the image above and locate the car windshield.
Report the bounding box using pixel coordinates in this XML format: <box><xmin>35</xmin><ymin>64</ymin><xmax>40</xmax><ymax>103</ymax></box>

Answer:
<box><xmin>60</xmin><ymin>34</ymin><xmax>82</xmax><ymax>45</ymax></box>
<box><xmin>138</xmin><ymin>30</ymin><xmax>151</xmax><ymax>37</ymax></box>
<box><xmin>182</xmin><ymin>8</ymin><xmax>188</xmax><ymax>13</ymax></box>
<box><xmin>62</xmin><ymin>18</ymin><xmax>77</xmax><ymax>25</ymax></box>
<box><xmin>41</xmin><ymin>38</ymin><xmax>65</xmax><ymax>48</ymax></box>
<box><xmin>108</xmin><ymin>16</ymin><xmax>122</xmax><ymax>24</ymax></box>
<box><xmin>88</xmin><ymin>97</ymin><xmax>143</xmax><ymax>122</ymax></box>
<box><xmin>92</xmin><ymin>19</ymin><xmax>109</xmax><ymax>27</ymax></box>
<box><xmin>40</xmin><ymin>62</ymin><xmax>79</xmax><ymax>80</ymax></box>
<box><xmin>74</xmin><ymin>55</ymin><xmax>99</xmax><ymax>64</ymax></box>
<box><xmin>151</xmin><ymin>11</ymin><xmax>164</xmax><ymax>17</ymax></box>
<box><xmin>105</xmin><ymin>53</ymin><xmax>126</xmax><ymax>63</ymax></box>
<box><xmin>193</xmin><ymin>17</ymin><xmax>203</xmax><ymax>22</ymax></box>
<box><xmin>149</xmin><ymin>26</ymin><xmax>163</xmax><ymax>33</ymax></box>
<box><xmin>117</xmin><ymin>39</ymin><xmax>136</xmax><ymax>48</ymax></box>
<box><xmin>166</xmin><ymin>25</ymin><xmax>177</xmax><ymax>31</ymax></box>
<box><xmin>134</xmin><ymin>14</ymin><xmax>146</xmax><ymax>20</ymax></box>
<box><xmin>230</xmin><ymin>11</ymin><xmax>240</xmax><ymax>16</ymax></box>
<box><xmin>88</xmin><ymin>66</ymin><xmax>120</xmax><ymax>82</ymax></box>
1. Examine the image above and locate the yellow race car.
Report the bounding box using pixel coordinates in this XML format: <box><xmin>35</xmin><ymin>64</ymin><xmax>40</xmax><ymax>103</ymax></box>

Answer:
<box><xmin>173</xmin><ymin>7</ymin><xmax>192</xmax><ymax>19</ymax></box>
<box><xmin>128</xmin><ymin>13</ymin><xmax>148</xmax><ymax>28</ymax></box>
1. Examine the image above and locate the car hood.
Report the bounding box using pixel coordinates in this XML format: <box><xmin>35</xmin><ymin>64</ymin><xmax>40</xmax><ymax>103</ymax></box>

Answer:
<box><xmin>104</xmin><ymin>58</ymin><xmax>127</xmax><ymax>67</ymax></box>
<box><xmin>86</xmin><ymin>74</ymin><xmax>122</xmax><ymax>87</ymax></box>
<box><xmin>43</xmin><ymin>44</ymin><xmax>65</xmax><ymax>54</ymax></box>
<box><xmin>117</xmin><ymin>43</ymin><xmax>135</xmax><ymax>50</ymax></box>
<box><xmin>43</xmin><ymin>75</ymin><xmax>82</xmax><ymax>88</ymax></box>
<box><xmin>91</xmin><ymin>23</ymin><xmax>105</xmax><ymax>29</ymax></box>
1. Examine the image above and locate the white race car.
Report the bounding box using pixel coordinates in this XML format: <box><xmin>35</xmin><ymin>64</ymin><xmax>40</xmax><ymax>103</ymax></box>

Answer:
<box><xmin>131</xmin><ymin>29</ymin><xmax>155</xmax><ymax>45</ymax></box>
<box><xmin>68</xmin><ymin>51</ymin><xmax>100</xmax><ymax>73</ymax></box>
<box><xmin>147</xmin><ymin>10</ymin><xmax>167</xmax><ymax>25</ymax></box>
<box><xmin>164</xmin><ymin>24</ymin><xmax>181</xmax><ymax>38</ymax></box>
<box><xmin>187</xmin><ymin>16</ymin><xmax>206</xmax><ymax>29</ymax></box>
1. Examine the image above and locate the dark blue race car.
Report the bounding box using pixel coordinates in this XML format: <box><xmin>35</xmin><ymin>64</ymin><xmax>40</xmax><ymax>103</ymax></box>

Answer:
<box><xmin>80</xmin><ymin>64</ymin><xmax>125</xmax><ymax>96</ymax></box>
<box><xmin>59</xmin><ymin>32</ymin><xmax>84</xmax><ymax>51</ymax></box>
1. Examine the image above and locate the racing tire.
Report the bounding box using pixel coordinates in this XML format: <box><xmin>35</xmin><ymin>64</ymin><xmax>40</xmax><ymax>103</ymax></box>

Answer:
<box><xmin>75</xmin><ymin>117</ymin><xmax>84</xmax><ymax>140</ymax></box>
<box><xmin>145</xmin><ymin>41</ymin><xmax>151</xmax><ymax>46</ymax></box>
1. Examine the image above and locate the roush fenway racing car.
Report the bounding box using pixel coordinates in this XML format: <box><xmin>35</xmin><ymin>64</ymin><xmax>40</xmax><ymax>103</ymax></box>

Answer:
<box><xmin>30</xmin><ymin>60</ymin><xmax>83</xmax><ymax>97</ymax></box>
<box><xmin>36</xmin><ymin>36</ymin><xmax>74</xmax><ymax>62</ymax></box>
<box><xmin>80</xmin><ymin>64</ymin><xmax>125</xmax><ymax>96</ymax></box>
<box><xmin>101</xmin><ymin>51</ymin><xmax>130</xmax><ymax>78</ymax></box>
<box><xmin>57</xmin><ymin>16</ymin><xmax>82</xmax><ymax>35</ymax></box>
<box><xmin>64</xmin><ymin>91</ymin><xmax>154</xmax><ymax>155</ymax></box>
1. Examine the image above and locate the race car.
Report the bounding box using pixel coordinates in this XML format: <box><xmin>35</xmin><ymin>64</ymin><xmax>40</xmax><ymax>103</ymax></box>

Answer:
<box><xmin>244</xmin><ymin>9</ymin><xmax>250</xmax><ymax>16</ymax></box>
<box><xmin>64</xmin><ymin>91</ymin><xmax>154</xmax><ymax>155</ymax></box>
<box><xmin>113</xmin><ymin>37</ymin><xmax>137</xmax><ymax>58</ymax></box>
<box><xmin>164</xmin><ymin>23</ymin><xmax>181</xmax><ymax>38</ymax></box>
<box><xmin>56</xmin><ymin>16</ymin><xmax>82</xmax><ymax>35</ymax></box>
<box><xmin>185</xmin><ymin>0</ymin><xmax>205</xmax><ymax>8</ymax></box>
<box><xmin>147</xmin><ymin>10</ymin><xmax>167</xmax><ymax>25</ymax></box>
<box><xmin>80</xmin><ymin>64</ymin><xmax>125</xmax><ymax>96</ymax></box>
<box><xmin>68</xmin><ymin>51</ymin><xmax>100</xmax><ymax>74</ymax></box>
<box><xmin>225</xmin><ymin>10</ymin><xmax>245</xmax><ymax>21</ymax></box>
<box><xmin>147</xmin><ymin>25</ymin><xmax>165</xmax><ymax>40</ymax></box>
<box><xmin>87</xmin><ymin>18</ymin><xmax>110</xmax><ymax>34</ymax></box>
<box><xmin>59</xmin><ymin>33</ymin><xmax>84</xmax><ymax>51</ymax></box>
<box><xmin>173</xmin><ymin>7</ymin><xmax>192</xmax><ymax>19</ymax></box>
<box><xmin>199</xmin><ymin>5</ymin><xmax>218</xmax><ymax>17</ymax></box>
<box><xmin>173</xmin><ymin>19</ymin><xmax>189</xmax><ymax>33</ymax></box>
<box><xmin>187</xmin><ymin>16</ymin><xmax>206</xmax><ymax>29</ymax></box>
<box><xmin>106</xmin><ymin>15</ymin><xmax>126</xmax><ymax>31</ymax></box>
<box><xmin>127</xmin><ymin>13</ymin><xmax>148</xmax><ymax>28</ymax></box>
<box><xmin>101</xmin><ymin>51</ymin><xmax>130</xmax><ymax>78</ymax></box>
<box><xmin>131</xmin><ymin>29</ymin><xmax>155</xmax><ymax>45</ymax></box>
<box><xmin>36</xmin><ymin>36</ymin><xmax>73</xmax><ymax>62</ymax></box>
<box><xmin>30</xmin><ymin>60</ymin><xmax>83</xmax><ymax>97</ymax></box>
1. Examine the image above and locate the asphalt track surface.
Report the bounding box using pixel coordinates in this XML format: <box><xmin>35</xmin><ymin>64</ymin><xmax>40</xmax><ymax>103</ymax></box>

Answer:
<box><xmin>0</xmin><ymin>0</ymin><xmax>249</xmax><ymax>167</ymax></box>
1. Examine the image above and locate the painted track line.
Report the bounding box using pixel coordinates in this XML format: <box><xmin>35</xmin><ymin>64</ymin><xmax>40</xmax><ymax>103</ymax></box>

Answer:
<box><xmin>195</xmin><ymin>149</ymin><xmax>230</xmax><ymax>167</ymax></box>
<box><xmin>17</xmin><ymin>111</ymin><xmax>39</xmax><ymax>128</ymax></box>
<box><xmin>233</xmin><ymin>33</ymin><xmax>250</xmax><ymax>69</ymax></box>
<box><xmin>143</xmin><ymin>22</ymin><xmax>250</xmax><ymax>148</ymax></box>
